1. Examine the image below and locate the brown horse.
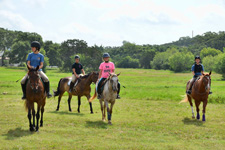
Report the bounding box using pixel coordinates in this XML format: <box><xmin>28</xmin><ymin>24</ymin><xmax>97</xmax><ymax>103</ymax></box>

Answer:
<box><xmin>181</xmin><ymin>71</ymin><xmax>211</xmax><ymax>121</ymax></box>
<box><xmin>89</xmin><ymin>73</ymin><xmax>120</xmax><ymax>125</ymax></box>
<box><xmin>25</xmin><ymin>66</ymin><xmax>46</xmax><ymax>132</ymax></box>
<box><xmin>53</xmin><ymin>72</ymin><xmax>98</xmax><ymax>113</ymax></box>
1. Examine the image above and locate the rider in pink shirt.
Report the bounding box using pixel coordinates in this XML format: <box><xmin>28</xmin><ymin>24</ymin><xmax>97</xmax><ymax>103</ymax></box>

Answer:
<box><xmin>97</xmin><ymin>53</ymin><xmax>120</xmax><ymax>99</ymax></box>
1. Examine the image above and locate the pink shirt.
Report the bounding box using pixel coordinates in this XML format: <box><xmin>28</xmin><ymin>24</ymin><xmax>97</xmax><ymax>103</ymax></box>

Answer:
<box><xmin>99</xmin><ymin>62</ymin><xmax>115</xmax><ymax>78</ymax></box>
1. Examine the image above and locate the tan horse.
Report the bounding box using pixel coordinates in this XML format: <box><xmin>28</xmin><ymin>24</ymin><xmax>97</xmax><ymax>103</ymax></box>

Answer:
<box><xmin>181</xmin><ymin>72</ymin><xmax>211</xmax><ymax>121</ymax></box>
<box><xmin>25</xmin><ymin>66</ymin><xmax>46</xmax><ymax>132</ymax></box>
<box><xmin>89</xmin><ymin>73</ymin><xmax>120</xmax><ymax>125</ymax></box>
<box><xmin>53</xmin><ymin>72</ymin><xmax>98</xmax><ymax>113</ymax></box>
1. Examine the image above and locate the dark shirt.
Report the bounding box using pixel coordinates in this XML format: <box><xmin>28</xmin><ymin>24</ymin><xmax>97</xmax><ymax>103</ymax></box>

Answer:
<box><xmin>72</xmin><ymin>63</ymin><xmax>83</xmax><ymax>74</ymax></box>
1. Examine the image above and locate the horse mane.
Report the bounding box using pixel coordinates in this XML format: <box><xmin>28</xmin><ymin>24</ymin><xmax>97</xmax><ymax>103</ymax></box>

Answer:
<box><xmin>80</xmin><ymin>72</ymin><xmax>98</xmax><ymax>79</ymax></box>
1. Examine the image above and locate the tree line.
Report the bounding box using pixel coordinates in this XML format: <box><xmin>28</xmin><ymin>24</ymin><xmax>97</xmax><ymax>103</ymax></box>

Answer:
<box><xmin>1</xmin><ymin>28</ymin><xmax>225</xmax><ymax>77</ymax></box>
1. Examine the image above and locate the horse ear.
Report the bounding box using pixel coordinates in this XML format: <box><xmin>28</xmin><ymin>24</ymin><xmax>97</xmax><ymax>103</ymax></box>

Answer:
<box><xmin>117</xmin><ymin>72</ymin><xmax>121</xmax><ymax>76</ymax></box>
<box><xmin>209</xmin><ymin>71</ymin><xmax>212</xmax><ymax>75</ymax></box>
<box><xmin>109</xmin><ymin>72</ymin><xmax>112</xmax><ymax>76</ymax></box>
<box><xmin>36</xmin><ymin>66</ymin><xmax>39</xmax><ymax>71</ymax></box>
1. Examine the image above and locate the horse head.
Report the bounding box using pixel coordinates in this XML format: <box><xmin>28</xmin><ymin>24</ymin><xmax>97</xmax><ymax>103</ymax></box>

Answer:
<box><xmin>108</xmin><ymin>73</ymin><xmax>120</xmax><ymax>92</ymax></box>
<box><xmin>27</xmin><ymin>66</ymin><xmax>40</xmax><ymax>93</ymax></box>
<box><xmin>202</xmin><ymin>71</ymin><xmax>212</xmax><ymax>92</ymax></box>
<box><xmin>91</xmin><ymin>71</ymin><xmax>99</xmax><ymax>83</ymax></box>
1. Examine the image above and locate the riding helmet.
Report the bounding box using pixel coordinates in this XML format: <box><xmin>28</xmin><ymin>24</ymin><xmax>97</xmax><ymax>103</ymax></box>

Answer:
<box><xmin>103</xmin><ymin>53</ymin><xmax>110</xmax><ymax>58</ymax></box>
<box><xmin>195</xmin><ymin>56</ymin><xmax>201</xmax><ymax>60</ymax></box>
<box><xmin>31</xmin><ymin>41</ymin><xmax>41</xmax><ymax>50</ymax></box>
<box><xmin>74</xmin><ymin>55</ymin><xmax>80</xmax><ymax>59</ymax></box>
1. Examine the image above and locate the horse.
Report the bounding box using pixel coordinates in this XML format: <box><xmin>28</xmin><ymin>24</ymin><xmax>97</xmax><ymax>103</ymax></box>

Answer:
<box><xmin>180</xmin><ymin>71</ymin><xmax>211</xmax><ymax>121</ymax></box>
<box><xmin>89</xmin><ymin>73</ymin><xmax>120</xmax><ymax>125</ymax></box>
<box><xmin>25</xmin><ymin>66</ymin><xmax>46</xmax><ymax>132</ymax></box>
<box><xmin>53</xmin><ymin>72</ymin><xmax>98</xmax><ymax>113</ymax></box>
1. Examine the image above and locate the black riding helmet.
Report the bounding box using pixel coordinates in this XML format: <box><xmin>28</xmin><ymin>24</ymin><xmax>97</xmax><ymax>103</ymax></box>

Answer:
<box><xmin>75</xmin><ymin>55</ymin><xmax>80</xmax><ymax>59</ymax></box>
<box><xmin>195</xmin><ymin>56</ymin><xmax>201</xmax><ymax>60</ymax></box>
<box><xmin>103</xmin><ymin>53</ymin><xmax>110</xmax><ymax>58</ymax></box>
<box><xmin>31</xmin><ymin>41</ymin><xmax>41</xmax><ymax>50</ymax></box>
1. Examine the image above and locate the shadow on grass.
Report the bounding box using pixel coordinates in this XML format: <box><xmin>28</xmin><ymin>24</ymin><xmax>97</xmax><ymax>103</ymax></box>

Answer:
<box><xmin>182</xmin><ymin>117</ymin><xmax>204</xmax><ymax>126</ymax></box>
<box><xmin>85</xmin><ymin>120</ymin><xmax>108</xmax><ymax>129</ymax></box>
<box><xmin>2</xmin><ymin>127</ymin><xmax>33</xmax><ymax>140</ymax></box>
<box><xmin>48</xmin><ymin>111</ymin><xmax>85</xmax><ymax>116</ymax></box>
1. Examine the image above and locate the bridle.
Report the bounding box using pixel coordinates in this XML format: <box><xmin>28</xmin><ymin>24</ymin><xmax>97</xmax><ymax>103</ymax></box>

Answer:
<box><xmin>202</xmin><ymin>75</ymin><xmax>210</xmax><ymax>91</ymax></box>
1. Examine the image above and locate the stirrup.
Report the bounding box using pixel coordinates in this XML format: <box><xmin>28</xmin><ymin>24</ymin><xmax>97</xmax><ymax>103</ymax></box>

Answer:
<box><xmin>116</xmin><ymin>95</ymin><xmax>121</xmax><ymax>99</ymax></box>
<box><xmin>21</xmin><ymin>95</ymin><xmax>26</xmax><ymax>100</ymax></box>
<box><xmin>209</xmin><ymin>91</ymin><xmax>212</xmax><ymax>95</ymax></box>
<box><xmin>97</xmin><ymin>94</ymin><xmax>101</xmax><ymax>99</ymax></box>
<box><xmin>47</xmin><ymin>93</ymin><xmax>52</xmax><ymax>98</ymax></box>
<box><xmin>186</xmin><ymin>90</ymin><xmax>191</xmax><ymax>95</ymax></box>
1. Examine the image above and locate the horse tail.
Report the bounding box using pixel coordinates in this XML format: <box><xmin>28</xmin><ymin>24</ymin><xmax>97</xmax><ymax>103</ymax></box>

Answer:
<box><xmin>24</xmin><ymin>100</ymin><xmax>28</xmax><ymax>112</ymax></box>
<box><xmin>179</xmin><ymin>95</ymin><xmax>188</xmax><ymax>104</ymax></box>
<box><xmin>89</xmin><ymin>87</ymin><xmax>97</xmax><ymax>102</ymax></box>
<box><xmin>54</xmin><ymin>78</ymin><xmax>63</xmax><ymax>97</ymax></box>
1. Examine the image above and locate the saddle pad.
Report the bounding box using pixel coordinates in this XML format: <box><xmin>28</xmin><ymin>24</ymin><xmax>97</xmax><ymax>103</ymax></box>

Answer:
<box><xmin>68</xmin><ymin>79</ymin><xmax>71</xmax><ymax>86</ymax></box>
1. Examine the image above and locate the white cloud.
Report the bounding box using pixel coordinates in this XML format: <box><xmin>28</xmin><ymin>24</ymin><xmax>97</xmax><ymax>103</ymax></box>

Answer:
<box><xmin>22</xmin><ymin>0</ymin><xmax>48</xmax><ymax>8</ymax></box>
<box><xmin>0</xmin><ymin>10</ymin><xmax>34</xmax><ymax>31</ymax></box>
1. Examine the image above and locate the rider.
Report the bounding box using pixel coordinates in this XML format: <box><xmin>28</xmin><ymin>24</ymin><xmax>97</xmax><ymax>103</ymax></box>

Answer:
<box><xmin>97</xmin><ymin>53</ymin><xmax>120</xmax><ymax>99</ymax></box>
<box><xmin>69</xmin><ymin>55</ymin><xmax>85</xmax><ymax>93</ymax></box>
<box><xmin>186</xmin><ymin>56</ymin><xmax>212</xmax><ymax>95</ymax></box>
<box><xmin>21</xmin><ymin>41</ymin><xmax>52</xmax><ymax>99</ymax></box>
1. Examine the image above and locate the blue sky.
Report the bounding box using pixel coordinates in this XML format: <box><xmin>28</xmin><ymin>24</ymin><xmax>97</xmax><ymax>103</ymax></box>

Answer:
<box><xmin>0</xmin><ymin>0</ymin><xmax>225</xmax><ymax>46</ymax></box>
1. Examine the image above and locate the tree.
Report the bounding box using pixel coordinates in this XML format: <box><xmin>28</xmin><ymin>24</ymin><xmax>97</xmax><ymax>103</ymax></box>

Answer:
<box><xmin>169</xmin><ymin>52</ymin><xmax>194</xmax><ymax>72</ymax></box>
<box><xmin>139</xmin><ymin>49</ymin><xmax>155</xmax><ymax>69</ymax></box>
<box><xmin>117</xmin><ymin>56</ymin><xmax>139</xmax><ymax>68</ymax></box>
<box><xmin>9</xmin><ymin>41</ymin><xmax>30</xmax><ymax>64</ymax></box>
<box><xmin>214</xmin><ymin>53</ymin><xmax>225</xmax><ymax>79</ymax></box>
<box><xmin>202</xmin><ymin>55</ymin><xmax>217</xmax><ymax>72</ymax></box>
<box><xmin>200</xmin><ymin>47</ymin><xmax>222</xmax><ymax>60</ymax></box>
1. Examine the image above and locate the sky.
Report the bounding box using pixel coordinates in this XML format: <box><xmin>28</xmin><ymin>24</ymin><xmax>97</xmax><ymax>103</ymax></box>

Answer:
<box><xmin>0</xmin><ymin>0</ymin><xmax>225</xmax><ymax>46</ymax></box>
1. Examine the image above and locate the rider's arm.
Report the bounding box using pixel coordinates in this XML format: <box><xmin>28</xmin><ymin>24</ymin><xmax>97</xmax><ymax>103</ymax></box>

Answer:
<box><xmin>112</xmin><ymin>69</ymin><xmax>115</xmax><ymax>73</ymax></box>
<box><xmin>98</xmin><ymin>70</ymin><xmax>102</xmax><ymax>79</ymax></box>
<box><xmin>73</xmin><ymin>68</ymin><xmax>79</xmax><ymax>78</ymax></box>
<box><xmin>192</xmin><ymin>71</ymin><xmax>195</xmax><ymax>76</ymax></box>
<box><xmin>201</xmin><ymin>71</ymin><xmax>204</xmax><ymax>74</ymax></box>
<box><xmin>81</xmin><ymin>69</ymin><xmax>85</xmax><ymax>75</ymax></box>
<box><xmin>39</xmin><ymin>62</ymin><xmax>43</xmax><ymax>69</ymax></box>
<box><xmin>27</xmin><ymin>61</ymin><xmax>32</xmax><ymax>69</ymax></box>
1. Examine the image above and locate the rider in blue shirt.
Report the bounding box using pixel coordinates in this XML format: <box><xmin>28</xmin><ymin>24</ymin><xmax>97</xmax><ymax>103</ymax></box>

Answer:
<box><xmin>21</xmin><ymin>41</ymin><xmax>52</xmax><ymax>99</ymax></box>
<box><xmin>186</xmin><ymin>56</ymin><xmax>212</xmax><ymax>95</ymax></box>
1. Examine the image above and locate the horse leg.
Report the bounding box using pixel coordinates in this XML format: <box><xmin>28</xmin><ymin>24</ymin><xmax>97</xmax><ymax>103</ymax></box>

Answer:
<box><xmin>202</xmin><ymin>100</ymin><xmax>208</xmax><ymax>121</ymax></box>
<box><xmin>87</xmin><ymin>95</ymin><xmax>93</xmax><ymax>114</ymax></box>
<box><xmin>56</xmin><ymin>93</ymin><xmax>63</xmax><ymax>111</ymax></box>
<box><xmin>99</xmin><ymin>100</ymin><xmax>104</xmax><ymax>121</ymax></box>
<box><xmin>108</xmin><ymin>101</ymin><xmax>115</xmax><ymax>125</ymax></box>
<box><xmin>68</xmin><ymin>94</ymin><xmax>72</xmax><ymax>112</ymax></box>
<box><xmin>187</xmin><ymin>95</ymin><xmax>195</xmax><ymax>119</ymax></box>
<box><xmin>77</xmin><ymin>96</ymin><xmax>81</xmax><ymax>113</ymax></box>
<box><xmin>28</xmin><ymin>107</ymin><xmax>34</xmax><ymax>132</ymax></box>
<box><xmin>36</xmin><ymin>104</ymin><xmax>41</xmax><ymax>132</ymax></box>
<box><xmin>40</xmin><ymin>106</ymin><xmax>45</xmax><ymax>127</ymax></box>
<box><xmin>31</xmin><ymin>104</ymin><xmax>35</xmax><ymax>130</ymax></box>
<box><xmin>195</xmin><ymin>100</ymin><xmax>201</xmax><ymax>120</ymax></box>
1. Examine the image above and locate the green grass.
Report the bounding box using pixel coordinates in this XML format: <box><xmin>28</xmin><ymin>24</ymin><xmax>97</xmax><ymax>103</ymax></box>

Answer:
<box><xmin>0</xmin><ymin>67</ymin><xmax>225</xmax><ymax>150</ymax></box>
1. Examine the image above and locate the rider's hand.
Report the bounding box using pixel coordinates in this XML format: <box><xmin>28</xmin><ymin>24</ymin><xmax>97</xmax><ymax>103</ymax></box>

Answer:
<box><xmin>76</xmin><ymin>75</ymin><xmax>79</xmax><ymax>78</ymax></box>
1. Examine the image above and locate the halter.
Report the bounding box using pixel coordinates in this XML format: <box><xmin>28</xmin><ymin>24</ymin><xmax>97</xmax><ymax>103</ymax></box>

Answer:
<box><xmin>193</xmin><ymin>75</ymin><xmax>210</xmax><ymax>95</ymax></box>
<box><xmin>28</xmin><ymin>70</ymin><xmax>40</xmax><ymax>92</ymax></box>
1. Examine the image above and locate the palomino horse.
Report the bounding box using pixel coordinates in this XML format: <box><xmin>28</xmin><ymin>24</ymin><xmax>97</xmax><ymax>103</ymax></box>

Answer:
<box><xmin>53</xmin><ymin>72</ymin><xmax>98</xmax><ymax>113</ymax></box>
<box><xmin>25</xmin><ymin>66</ymin><xmax>46</xmax><ymax>131</ymax></box>
<box><xmin>89</xmin><ymin>73</ymin><xmax>120</xmax><ymax>125</ymax></box>
<box><xmin>181</xmin><ymin>71</ymin><xmax>211</xmax><ymax>121</ymax></box>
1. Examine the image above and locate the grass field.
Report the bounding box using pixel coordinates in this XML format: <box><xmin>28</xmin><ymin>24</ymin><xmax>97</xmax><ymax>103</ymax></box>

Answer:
<box><xmin>0</xmin><ymin>67</ymin><xmax>225</xmax><ymax>150</ymax></box>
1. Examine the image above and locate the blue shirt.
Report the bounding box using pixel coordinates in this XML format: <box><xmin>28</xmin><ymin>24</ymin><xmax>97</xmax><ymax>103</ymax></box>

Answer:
<box><xmin>191</xmin><ymin>64</ymin><xmax>204</xmax><ymax>77</ymax></box>
<box><xmin>27</xmin><ymin>53</ymin><xmax>44</xmax><ymax>71</ymax></box>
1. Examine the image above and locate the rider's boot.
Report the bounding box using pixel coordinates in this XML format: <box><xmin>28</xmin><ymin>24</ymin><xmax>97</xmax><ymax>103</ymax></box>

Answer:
<box><xmin>45</xmin><ymin>82</ymin><xmax>52</xmax><ymax>98</ymax></box>
<box><xmin>69</xmin><ymin>82</ymin><xmax>75</xmax><ymax>93</ymax></box>
<box><xmin>21</xmin><ymin>84</ymin><xmax>26</xmax><ymax>100</ymax></box>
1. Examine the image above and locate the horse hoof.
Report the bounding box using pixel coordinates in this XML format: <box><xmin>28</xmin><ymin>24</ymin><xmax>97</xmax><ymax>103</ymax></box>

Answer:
<box><xmin>192</xmin><ymin>116</ymin><xmax>195</xmax><ymax>119</ymax></box>
<box><xmin>90</xmin><ymin>112</ymin><xmax>94</xmax><ymax>114</ymax></box>
<box><xmin>30</xmin><ymin>127</ymin><xmax>35</xmax><ymax>132</ymax></box>
<box><xmin>40</xmin><ymin>124</ymin><xmax>43</xmax><ymax>127</ymax></box>
<box><xmin>56</xmin><ymin>109</ymin><xmax>59</xmax><ymax>111</ymax></box>
<box><xmin>108</xmin><ymin>121</ymin><xmax>112</xmax><ymax>125</ymax></box>
<box><xmin>69</xmin><ymin>109</ymin><xmax>72</xmax><ymax>112</ymax></box>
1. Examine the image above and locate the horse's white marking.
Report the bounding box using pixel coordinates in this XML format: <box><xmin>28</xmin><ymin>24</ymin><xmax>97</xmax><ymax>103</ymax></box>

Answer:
<box><xmin>191</xmin><ymin>106</ymin><xmax>195</xmax><ymax>118</ymax></box>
